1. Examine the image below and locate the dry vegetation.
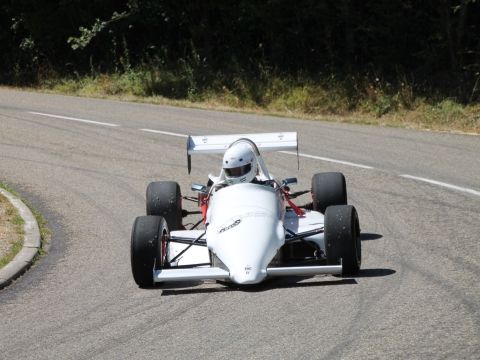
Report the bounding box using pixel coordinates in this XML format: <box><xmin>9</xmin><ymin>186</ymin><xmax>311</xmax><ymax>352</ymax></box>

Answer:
<box><xmin>30</xmin><ymin>73</ymin><xmax>480</xmax><ymax>134</ymax></box>
<box><xmin>0</xmin><ymin>191</ymin><xmax>24</xmax><ymax>269</ymax></box>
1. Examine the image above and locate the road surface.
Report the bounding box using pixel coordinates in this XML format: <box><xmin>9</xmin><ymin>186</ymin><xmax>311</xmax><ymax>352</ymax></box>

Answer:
<box><xmin>0</xmin><ymin>89</ymin><xmax>479</xmax><ymax>359</ymax></box>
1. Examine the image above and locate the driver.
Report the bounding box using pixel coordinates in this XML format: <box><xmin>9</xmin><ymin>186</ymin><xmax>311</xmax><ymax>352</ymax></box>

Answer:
<box><xmin>222</xmin><ymin>142</ymin><xmax>259</xmax><ymax>185</ymax></box>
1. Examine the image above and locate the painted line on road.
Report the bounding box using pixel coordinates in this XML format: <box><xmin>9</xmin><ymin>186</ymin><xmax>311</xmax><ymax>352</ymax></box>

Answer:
<box><xmin>139</xmin><ymin>128</ymin><xmax>189</xmax><ymax>138</ymax></box>
<box><xmin>400</xmin><ymin>174</ymin><xmax>480</xmax><ymax>197</ymax></box>
<box><xmin>28</xmin><ymin>111</ymin><xmax>119</xmax><ymax>127</ymax></box>
<box><xmin>22</xmin><ymin>108</ymin><xmax>480</xmax><ymax>199</ymax></box>
<box><xmin>136</xmin><ymin>127</ymin><xmax>480</xmax><ymax>198</ymax></box>
<box><xmin>136</xmin><ymin>129</ymin><xmax>374</xmax><ymax>170</ymax></box>
<box><xmin>137</xmin><ymin>128</ymin><xmax>373</xmax><ymax>168</ymax></box>
<box><xmin>280</xmin><ymin>150</ymin><xmax>374</xmax><ymax>169</ymax></box>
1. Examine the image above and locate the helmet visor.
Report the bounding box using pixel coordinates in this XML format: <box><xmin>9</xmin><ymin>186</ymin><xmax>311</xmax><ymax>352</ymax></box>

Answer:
<box><xmin>225</xmin><ymin>163</ymin><xmax>251</xmax><ymax>177</ymax></box>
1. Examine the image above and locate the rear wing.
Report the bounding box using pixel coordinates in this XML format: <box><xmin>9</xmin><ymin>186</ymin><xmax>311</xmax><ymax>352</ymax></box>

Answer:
<box><xmin>187</xmin><ymin>132</ymin><xmax>298</xmax><ymax>173</ymax></box>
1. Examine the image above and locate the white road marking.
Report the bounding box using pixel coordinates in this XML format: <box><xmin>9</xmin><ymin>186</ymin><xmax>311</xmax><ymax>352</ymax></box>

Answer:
<box><xmin>28</xmin><ymin>111</ymin><xmax>119</xmax><ymax>127</ymax></box>
<box><xmin>35</xmin><ymin>115</ymin><xmax>474</xmax><ymax>198</ymax></box>
<box><xmin>400</xmin><ymin>174</ymin><xmax>480</xmax><ymax>197</ymax></box>
<box><xmin>139</xmin><ymin>128</ymin><xmax>189</xmax><ymax>138</ymax></box>
<box><xmin>280</xmin><ymin>150</ymin><xmax>374</xmax><ymax>169</ymax></box>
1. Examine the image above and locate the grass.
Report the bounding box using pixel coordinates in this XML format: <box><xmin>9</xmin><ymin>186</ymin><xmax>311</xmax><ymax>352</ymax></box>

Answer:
<box><xmin>0</xmin><ymin>182</ymin><xmax>50</xmax><ymax>267</ymax></box>
<box><xmin>10</xmin><ymin>69</ymin><xmax>480</xmax><ymax>134</ymax></box>
<box><xmin>0</xmin><ymin>186</ymin><xmax>25</xmax><ymax>269</ymax></box>
<box><xmin>0</xmin><ymin>241</ymin><xmax>24</xmax><ymax>269</ymax></box>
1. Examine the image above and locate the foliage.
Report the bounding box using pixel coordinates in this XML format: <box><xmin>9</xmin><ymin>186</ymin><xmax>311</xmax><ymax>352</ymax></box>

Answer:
<box><xmin>67</xmin><ymin>11</ymin><xmax>130</xmax><ymax>51</ymax></box>
<box><xmin>0</xmin><ymin>0</ymin><xmax>479</xmax><ymax>105</ymax></box>
<box><xmin>39</xmin><ymin>69</ymin><xmax>480</xmax><ymax>133</ymax></box>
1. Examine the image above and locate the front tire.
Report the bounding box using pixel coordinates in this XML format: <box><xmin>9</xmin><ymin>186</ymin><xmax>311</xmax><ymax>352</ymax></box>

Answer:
<box><xmin>146</xmin><ymin>181</ymin><xmax>182</xmax><ymax>230</ymax></box>
<box><xmin>311</xmin><ymin>172</ymin><xmax>347</xmax><ymax>213</ymax></box>
<box><xmin>131</xmin><ymin>215</ymin><xmax>168</xmax><ymax>287</ymax></box>
<box><xmin>324</xmin><ymin>205</ymin><xmax>361</xmax><ymax>275</ymax></box>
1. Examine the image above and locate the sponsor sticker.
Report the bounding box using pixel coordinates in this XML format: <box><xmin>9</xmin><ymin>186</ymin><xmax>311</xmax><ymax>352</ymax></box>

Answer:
<box><xmin>216</xmin><ymin>212</ymin><xmax>268</xmax><ymax>235</ymax></box>
<box><xmin>218</xmin><ymin>218</ymin><xmax>241</xmax><ymax>234</ymax></box>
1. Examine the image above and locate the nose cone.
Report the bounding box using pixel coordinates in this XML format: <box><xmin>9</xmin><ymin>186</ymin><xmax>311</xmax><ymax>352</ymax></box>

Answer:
<box><xmin>206</xmin><ymin>184</ymin><xmax>285</xmax><ymax>285</ymax></box>
<box><xmin>230</xmin><ymin>266</ymin><xmax>267</xmax><ymax>285</ymax></box>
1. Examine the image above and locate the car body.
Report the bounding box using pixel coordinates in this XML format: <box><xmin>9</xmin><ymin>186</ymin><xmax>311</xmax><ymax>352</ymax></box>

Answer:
<box><xmin>131</xmin><ymin>132</ymin><xmax>361</xmax><ymax>287</ymax></box>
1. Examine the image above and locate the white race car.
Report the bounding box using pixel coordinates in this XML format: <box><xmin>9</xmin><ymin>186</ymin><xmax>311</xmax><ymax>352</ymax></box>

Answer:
<box><xmin>131</xmin><ymin>132</ymin><xmax>361</xmax><ymax>287</ymax></box>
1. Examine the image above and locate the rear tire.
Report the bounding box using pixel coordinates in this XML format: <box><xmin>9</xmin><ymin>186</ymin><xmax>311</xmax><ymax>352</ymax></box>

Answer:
<box><xmin>311</xmin><ymin>172</ymin><xmax>347</xmax><ymax>214</ymax></box>
<box><xmin>131</xmin><ymin>215</ymin><xmax>168</xmax><ymax>287</ymax></box>
<box><xmin>146</xmin><ymin>181</ymin><xmax>182</xmax><ymax>230</ymax></box>
<box><xmin>324</xmin><ymin>205</ymin><xmax>361</xmax><ymax>275</ymax></box>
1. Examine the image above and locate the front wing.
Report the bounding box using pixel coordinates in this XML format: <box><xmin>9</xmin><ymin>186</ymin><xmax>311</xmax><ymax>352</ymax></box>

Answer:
<box><xmin>153</xmin><ymin>265</ymin><xmax>342</xmax><ymax>283</ymax></box>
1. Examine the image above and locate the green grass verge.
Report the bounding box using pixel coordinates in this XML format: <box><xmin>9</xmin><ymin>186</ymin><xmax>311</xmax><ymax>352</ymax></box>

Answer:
<box><xmin>0</xmin><ymin>241</ymin><xmax>24</xmax><ymax>269</ymax></box>
<box><xmin>0</xmin><ymin>182</ymin><xmax>50</xmax><ymax>267</ymax></box>
<box><xmin>24</xmin><ymin>70</ymin><xmax>479</xmax><ymax>134</ymax></box>
<box><xmin>0</xmin><ymin>185</ymin><xmax>24</xmax><ymax>269</ymax></box>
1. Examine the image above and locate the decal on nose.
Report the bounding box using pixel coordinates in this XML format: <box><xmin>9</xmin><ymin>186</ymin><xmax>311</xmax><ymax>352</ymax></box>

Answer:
<box><xmin>218</xmin><ymin>218</ymin><xmax>241</xmax><ymax>234</ymax></box>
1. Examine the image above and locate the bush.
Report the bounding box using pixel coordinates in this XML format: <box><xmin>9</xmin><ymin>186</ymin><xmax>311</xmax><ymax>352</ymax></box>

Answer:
<box><xmin>424</xmin><ymin>99</ymin><xmax>466</xmax><ymax>126</ymax></box>
<box><xmin>34</xmin><ymin>66</ymin><xmax>479</xmax><ymax>133</ymax></box>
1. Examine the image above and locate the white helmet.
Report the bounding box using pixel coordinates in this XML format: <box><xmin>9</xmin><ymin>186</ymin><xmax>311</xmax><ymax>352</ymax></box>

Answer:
<box><xmin>223</xmin><ymin>142</ymin><xmax>258</xmax><ymax>185</ymax></box>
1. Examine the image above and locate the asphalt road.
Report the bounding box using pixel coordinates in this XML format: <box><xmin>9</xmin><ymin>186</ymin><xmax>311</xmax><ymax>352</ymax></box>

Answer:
<box><xmin>0</xmin><ymin>89</ymin><xmax>479</xmax><ymax>359</ymax></box>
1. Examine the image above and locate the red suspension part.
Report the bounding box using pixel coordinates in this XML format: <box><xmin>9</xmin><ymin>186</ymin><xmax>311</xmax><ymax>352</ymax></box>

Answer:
<box><xmin>199</xmin><ymin>194</ymin><xmax>209</xmax><ymax>223</ymax></box>
<box><xmin>283</xmin><ymin>190</ymin><xmax>305</xmax><ymax>216</ymax></box>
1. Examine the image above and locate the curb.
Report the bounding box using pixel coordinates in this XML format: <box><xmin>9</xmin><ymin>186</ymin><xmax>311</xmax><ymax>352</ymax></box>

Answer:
<box><xmin>0</xmin><ymin>188</ymin><xmax>41</xmax><ymax>289</ymax></box>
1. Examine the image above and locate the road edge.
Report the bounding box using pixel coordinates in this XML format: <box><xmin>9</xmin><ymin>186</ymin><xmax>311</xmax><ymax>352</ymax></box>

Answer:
<box><xmin>0</xmin><ymin>188</ymin><xmax>41</xmax><ymax>289</ymax></box>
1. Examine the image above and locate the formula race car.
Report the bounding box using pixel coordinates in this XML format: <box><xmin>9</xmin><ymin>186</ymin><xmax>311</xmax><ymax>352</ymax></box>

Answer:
<box><xmin>131</xmin><ymin>132</ymin><xmax>361</xmax><ymax>287</ymax></box>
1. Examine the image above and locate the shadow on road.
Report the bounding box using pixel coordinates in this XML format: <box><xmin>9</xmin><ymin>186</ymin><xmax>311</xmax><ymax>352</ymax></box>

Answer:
<box><xmin>160</xmin><ymin>277</ymin><xmax>356</xmax><ymax>296</ymax></box>
<box><xmin>145</xmin><ymin>268</ymin><xmax>395</xmax><ymax>295</ymax></box>
<box><xmin>360</xmin><ymin>232</ymin><xmax>383</xmax><ymax>241</ymax></box>
<box><xmin>353</xmin><ymin>268</ymin><xmax>396</xmax><ymax>277</ymax></box>
<box><xmin>142</xmin><ymin>233</ymin><xmax>386</xmax><ymax>295</ymax></box>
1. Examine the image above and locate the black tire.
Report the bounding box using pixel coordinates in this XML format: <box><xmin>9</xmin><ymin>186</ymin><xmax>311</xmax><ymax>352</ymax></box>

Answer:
<box><xmin>324</xmin><ymin>205</ymin><xmax>361</xmax><ymax>275</ymax></box>
<box><xmin>311</xmin><ymin>172</ymin><xmax>347</xmax><ymax>214</ymax></box>
<box><xmin>131</xmin><ymin>215</ymin><xmax>168</xmax><ymax>287</ymax></box>
<box><xmin>146</xmin><ymin>181</ymin><xmax>182</xmax><ymax>230</ymax></box>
